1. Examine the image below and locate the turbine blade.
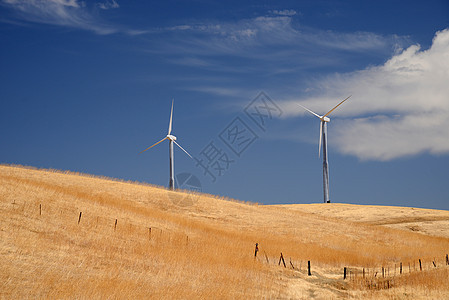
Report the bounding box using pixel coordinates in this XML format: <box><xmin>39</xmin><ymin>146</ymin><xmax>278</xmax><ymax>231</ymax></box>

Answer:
<box><xmin>323</xmin><ymin>95</ymin><xmax>352</xmax><ymax>117</ymax></box>
<box><xmin>173</xmin><ymin>140</ymin><xmax>193</xmax><ymax>158</ymax></box>
<box><xmin>297</xmin><ymin>103</ymin><xmax>322</xmax><ymax>119</ymax></box>
<box><xmin>319</xmin><ymin>121</ymin><xmax>323</xmax><ymax>158</ymax></box>
<box><xmin>168</xmin><ymin>99</ymin><xmax>174</xmax><ymax>135</ymax></box>
<box><xmin>140</xmin><ymin>137</ymin><xmax>167</xmax><ymax>154</ymax></box>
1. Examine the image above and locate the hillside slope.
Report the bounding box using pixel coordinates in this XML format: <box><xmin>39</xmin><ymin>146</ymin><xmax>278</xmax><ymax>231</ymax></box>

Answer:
<box><xmin>1</xmin><ymin>165</ymin><xmax>449</xmax><ymax>299</ymax></box>
<box><xmin>278</xmin><ymin>203</ymin><xmax>449</xmax><ymax>239</ymax></box>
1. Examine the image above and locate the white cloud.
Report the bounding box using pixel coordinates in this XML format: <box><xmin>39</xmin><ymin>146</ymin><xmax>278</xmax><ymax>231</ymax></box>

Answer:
<box><xmin>270</xmin><ymin>9</ymin><xmax>297</xmax><ymax>16</ymax></box>
<box><xmin>158</xmin><ymin>13</ymin><xmax>406</xmax><ymax>64</ymax></box>
<box><xmin>185</xmin><ymin>86</ymin><xmax>250</xmax><ymax>97</ymax></box>
<box><xmin>148</xmin><ymin>12</ymin><xmax>409</xmax><ymax>111</ymax></box>
<box><xmin>1</xmin><ymin>0</ymin><xmax>118</xmax><ymax>34</ymax></box>
<box><xmin>97</xmin><ymin>0</ymin><xmax>118</xmax><ymax>10</ymax></box>
<box><xmin>283</xmin><ymin>28</ymin><xmax>449</xmax><ymax>161</ymax></box>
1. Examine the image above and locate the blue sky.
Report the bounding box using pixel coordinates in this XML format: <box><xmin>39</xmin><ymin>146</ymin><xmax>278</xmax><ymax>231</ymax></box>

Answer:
<box><xmin>1</xmin><ymin>0</ymin><xmax>449</xmax><ymax>209</ymax></box>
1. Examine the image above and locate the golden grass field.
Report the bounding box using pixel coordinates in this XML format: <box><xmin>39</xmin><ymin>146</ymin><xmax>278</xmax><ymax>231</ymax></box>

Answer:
<box><xmin>1</xmin><ymin>164</ymin><xmax>449</xmax><ymax>299</ymax></box>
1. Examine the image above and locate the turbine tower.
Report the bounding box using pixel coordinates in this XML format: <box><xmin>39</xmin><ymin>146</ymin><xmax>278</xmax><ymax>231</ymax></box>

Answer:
<box><xmin>140</xmin><ymin>99</ymin><xmax>192</xmax><ymax>190</ymax></box>
<box><xmin>298</xmin><ymin>95</ymin><xmax>351</xmax><ymax>203</ymax></box>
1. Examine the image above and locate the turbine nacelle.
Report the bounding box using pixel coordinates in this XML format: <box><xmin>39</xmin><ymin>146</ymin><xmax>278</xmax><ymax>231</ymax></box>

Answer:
<box><xmin>140</xmin><ymin>98</ymin><xmax>192</xmax><ymax>160</ymax></box>
<box><xmin>297</xmin><ymin>95</ymin><xmax>351</xmax><ymax>158</ymax></box>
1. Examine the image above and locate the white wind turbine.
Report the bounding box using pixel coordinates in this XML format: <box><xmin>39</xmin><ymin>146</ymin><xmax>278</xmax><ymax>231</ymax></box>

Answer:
<box><xmin>140</xmin><ymin>99</ymin><xmax>192</xmax><ymax>190</ymax></box>
<box><xmin>298</xmin><ymin>95</ymin><xmax>351</xmax><ymax>203</ymax></box>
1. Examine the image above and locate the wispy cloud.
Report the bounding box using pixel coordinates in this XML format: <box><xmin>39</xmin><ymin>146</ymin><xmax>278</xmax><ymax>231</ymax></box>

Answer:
<box><xmin>186</xmin><ymin>86</ymin><xmax>249</xmax><ymax>98</ymax></box>
<box><xmin>282</xmin><ymin>29</ymin><xmax>449</xmax><ymax>161</ymax></box>
<box><xmin>155</xmin><ymin>12</ymin><xmax>408</xmax><ymax>72</ymax></box>
<box><xmin>1</xmin><ymin>0</ymin><xmax>120</xmax><ymax>34</ymax></box>
<box><xmin>151</xmin><ymin>12</ymin><xmax>408</xmax><ymax>105</ymax></box>
<box><xmin>270</xmin><ymin>9</ymin><xmax>297</xmax><ymax>16</ymax></box>
<box><xmin>97</xmin><ymin>0</ymin><xmax>118</xmax><ymax>10</ymax></box>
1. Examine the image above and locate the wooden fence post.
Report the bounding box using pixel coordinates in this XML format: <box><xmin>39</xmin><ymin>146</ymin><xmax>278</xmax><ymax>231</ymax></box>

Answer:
<box><xmin>419</xmin><ymin>259</ymin><xmax>422</xmax><ymax>271</ymax></box>
<box><xmin>446</xmin><ymin>254</ymin><xmax>448</xmax><ymax>265</ymax></box>
<box><xmin>308</xmin><ymin>260</ymin><xmax>311</xmax><ymax>276</ymax></box>
<box><xmin>78</xmin><ymin>212</ymin><xmax>82</xmax><ymax>224</ymax></box>
<box><xmin>363</xmin><ymin>268</ymin><xmax>365</xmax><ymax>279</ymax></box>
<box><xmin>289</xmin><ymin>258</ymin><xmax>295</xmax><ymax>269</ymax></box>
<box><xmin>114</xmin><ymin>219</ymin><xmax>117</xmax><ymax>231</ymax></box>
<box><xmin>382</xmin><ymin>267</ymin><xmax>384</xmax><ymax>278</ymax></box>
<box><xmin>278</xmin><ymin>253</ymin><xmax>286</xmax><ymax>268</ymax></box>
<box><xmin>344</xmin><ymin>267</ymin><xmax>347</xmax><ymax>280</ymax></box>
<box><xmin>400</xmin><ymin>262</ymin><xmax>402</xmax><ymax>274</ymax></box>
<box><xmin>39</xmin><ymin>204</ymin><xmax>42</xmax><ymax>216</ymax></box>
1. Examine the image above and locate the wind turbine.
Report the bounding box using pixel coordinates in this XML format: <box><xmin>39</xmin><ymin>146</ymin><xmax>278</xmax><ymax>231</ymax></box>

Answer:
<box><xmin>140</xmin><ymin>99</ymin><xmax>192</xmax><ymax>190</ymax></box>
<box><xmin>298</xmin><ymin>95</ymin><xmax>351</xmax><ymax>203</ymax></box>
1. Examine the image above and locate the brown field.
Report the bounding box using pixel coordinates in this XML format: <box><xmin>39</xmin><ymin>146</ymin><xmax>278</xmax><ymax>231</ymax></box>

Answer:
<box><xmin>1</xmin><ymin>164</ymin><xmax>449</xmax><ymax>299</ymax></box>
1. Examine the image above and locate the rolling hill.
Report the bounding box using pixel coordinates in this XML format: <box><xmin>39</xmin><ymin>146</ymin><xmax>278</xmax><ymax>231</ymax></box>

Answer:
<box><xmin>1</xmin><ymin>165</ymin><xmax>449</xmax><ymax>299</ymax></box>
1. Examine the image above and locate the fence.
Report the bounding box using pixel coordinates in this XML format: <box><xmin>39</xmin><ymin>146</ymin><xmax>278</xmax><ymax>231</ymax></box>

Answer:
<box><xmin>18</xmin><ymin>201</ymin><xmax>449</xmax><ymax>292</ymax></box>
<box><xmin>28</xmin><ymin>202</ymin><xmax>191</xmax><ymax>245</ymax></box>
<box><xmin>254</xmin><ymin>242</ymin><xmax>449</xmax><ymax>290</ymax></box>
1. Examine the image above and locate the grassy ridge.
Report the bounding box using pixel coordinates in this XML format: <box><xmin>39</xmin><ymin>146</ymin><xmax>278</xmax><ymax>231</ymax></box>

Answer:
<box><xmin>1</xmin><ymin>165</ymin><xmax>449</xmax><ymax>299</ymax></box>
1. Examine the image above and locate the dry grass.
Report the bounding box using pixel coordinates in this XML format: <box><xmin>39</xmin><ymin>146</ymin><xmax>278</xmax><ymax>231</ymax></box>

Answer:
<box><xmin>1</xmin><ymin>164</ymin><xmax>449</xmax><ymax>299</ymax></box>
